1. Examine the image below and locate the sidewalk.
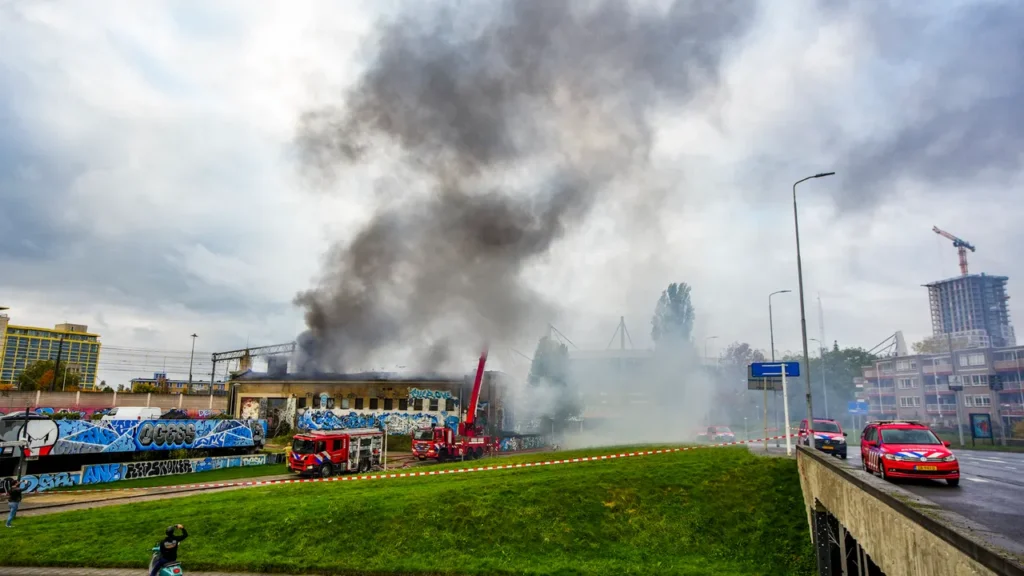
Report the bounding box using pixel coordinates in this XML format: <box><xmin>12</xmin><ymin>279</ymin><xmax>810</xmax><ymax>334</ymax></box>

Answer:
<box><xmin>0</xmin><ymin>565</ymin><xmax>299</xmax><ymax>569</ymax></box>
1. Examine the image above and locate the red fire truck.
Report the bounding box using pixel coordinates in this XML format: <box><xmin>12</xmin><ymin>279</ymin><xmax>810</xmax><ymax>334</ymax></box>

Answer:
<box><xmin>411</xmin><ymin>349</ymin><xmax>499</xmax><ymax>462</ymax></box>
<box><xmin>288</xmin><ymin>428</ymin><xmax>383</xmax><ymax>478</ymax></box>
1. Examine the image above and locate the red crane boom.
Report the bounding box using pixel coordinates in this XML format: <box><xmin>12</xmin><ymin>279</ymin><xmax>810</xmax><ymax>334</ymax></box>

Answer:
<box><xmin>932</xmin><ymin>226</ymin><xmax>976</xmax><ymax>276</ymax></box>
<box><xmin>460</xmin><ymin>346</ymin><xmax>489</xmax><ymax>437</ymax></box>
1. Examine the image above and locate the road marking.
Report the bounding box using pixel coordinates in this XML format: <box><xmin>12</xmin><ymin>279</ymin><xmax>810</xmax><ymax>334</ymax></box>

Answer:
<box><xmin>965</xmin><ymin>477</ymin><xmax>990</xmax><ymax>483</ymax></box>
<box><xmin>961</xmin><ymin>457</ymin><xmax>1007</xmax><ymax>464</ymax></box>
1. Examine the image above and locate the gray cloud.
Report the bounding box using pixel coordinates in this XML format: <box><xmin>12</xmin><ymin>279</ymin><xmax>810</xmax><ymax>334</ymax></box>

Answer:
<box><xmin>293</xmin><ymin>0</ymin><xmax>756</xmax><ymax>372</ymax></box>
<box><xmin>834</xmin><ymin>1</ymin><xmax>1024</xmax><ymax>210</ymax></box>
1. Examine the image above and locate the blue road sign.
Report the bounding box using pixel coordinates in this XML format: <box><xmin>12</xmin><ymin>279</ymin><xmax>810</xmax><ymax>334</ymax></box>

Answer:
<box><xmin>749</xmin><ymin>361</ymin><xmax>800</xmax><ymax>378</ymax></box>
<box><xmin>847</xmin><ymin>400</ymin><xmax>869</xmax><ymax>415</ymax></box>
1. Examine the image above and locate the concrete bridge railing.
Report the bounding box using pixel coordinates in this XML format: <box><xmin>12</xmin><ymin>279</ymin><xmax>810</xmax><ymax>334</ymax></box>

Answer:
<box><xmin>796</xmin><ymin>445</ymin><xmax>1024</xmax><ymax>576</ymax></box>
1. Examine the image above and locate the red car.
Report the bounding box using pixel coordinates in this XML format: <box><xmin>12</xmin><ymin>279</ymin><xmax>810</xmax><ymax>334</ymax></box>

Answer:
<box><xmin>860</xmin><ymin>420</ymin><xmax>959</xmax><ymax>487</ymax></box>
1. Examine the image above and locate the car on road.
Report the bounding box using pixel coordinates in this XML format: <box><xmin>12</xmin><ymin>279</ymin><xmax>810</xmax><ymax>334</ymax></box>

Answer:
<box><xmin>696</xmin><ymin>425</ymin><xmax>736</xmax><ymax>444</ymax></box>
<box><xmin>860</xmin><ymin>420</ymin><xmax>959</xmax><ymax>487</ymax></box>
<box><xmin>798</xmin><ymin>418</ymin><xmax>847</xmax><ymax>459</ymax></box>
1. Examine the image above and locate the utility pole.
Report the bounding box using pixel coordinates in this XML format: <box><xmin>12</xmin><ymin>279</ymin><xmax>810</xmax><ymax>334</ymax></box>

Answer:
<box><xmin>188</xmin><ymin>333</ymin><xmax>198</xmax><ymax>395</ymax></box>
<box><xmin>769</xmin><ymin>289</ymin><xmax>791</xmax><ymax>447</ymax></box>
<box><xmin>793</xmin><ymin>172</ymin><xmax>835</xmax><ymax>440</ymax></box>
<box><xmin>947</xmin><ymin>332</ymin><xmax>965</xmax><ymax>447</ymax></box>
<box><xmin>817</xmin><ymin>295</ymin><xmax>829</xmax><ymax>418</ymax></box>
<box><xmin>51</xmin><ymin>334</ymin><xmax>65</xmax><ymax>392</ymax></box>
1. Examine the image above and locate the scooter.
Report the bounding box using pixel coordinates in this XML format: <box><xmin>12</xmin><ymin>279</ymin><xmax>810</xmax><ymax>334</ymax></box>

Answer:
<box><xmin>149</xmin><ymin>547</ymin><xmax>184</xmax><ymax>575</ymax></box>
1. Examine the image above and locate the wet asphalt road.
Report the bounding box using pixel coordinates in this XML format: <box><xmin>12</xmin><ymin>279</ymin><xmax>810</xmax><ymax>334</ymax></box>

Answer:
<box><xmin>842</xmin><ymin>448</ymin><xmax>1024</xmax><ymax>545</ymax></box>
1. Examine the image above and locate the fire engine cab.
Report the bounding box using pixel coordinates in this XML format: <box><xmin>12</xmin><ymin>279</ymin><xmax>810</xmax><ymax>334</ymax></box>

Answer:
<box><xmin>288</xmin><ymin>428</ymin><xmax>383</xmax><ymax>478</ymax></box>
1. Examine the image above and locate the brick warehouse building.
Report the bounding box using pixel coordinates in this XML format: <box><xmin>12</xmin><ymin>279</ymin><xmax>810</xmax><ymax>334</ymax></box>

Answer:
<box><xmin>859</xmin><ymin>345</ymin><xmax>1024</xmax><ymax>432</ymax></box>
<box><xmin>225</xmin><ymin>370</ymin><xmax>514</xmax><ymax>436</ymax></box>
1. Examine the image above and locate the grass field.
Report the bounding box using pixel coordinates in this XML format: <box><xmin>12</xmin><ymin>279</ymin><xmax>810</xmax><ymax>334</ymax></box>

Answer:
<box><xmin>0</xmin><ymin>445</ymin><xmax>813</xmax><ymax>575</ymax></box>
<box><xmin>51</xmin><ymin>463</ymin><xmax>290</xmax><ymax>492</ymax></box>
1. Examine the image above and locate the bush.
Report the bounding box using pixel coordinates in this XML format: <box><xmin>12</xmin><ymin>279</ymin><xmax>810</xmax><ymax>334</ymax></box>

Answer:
<box><xmin>49</xmin><ymin>412</ymin><xmax>81</xmax><ymax>420</ymax></box>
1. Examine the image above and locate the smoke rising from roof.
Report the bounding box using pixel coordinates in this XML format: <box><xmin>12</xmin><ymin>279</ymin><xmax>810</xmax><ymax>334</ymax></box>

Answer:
<box><xmin>294</xmin><ymin>1</ymin><xmax>755</xmax><ymax>372</ymax></box>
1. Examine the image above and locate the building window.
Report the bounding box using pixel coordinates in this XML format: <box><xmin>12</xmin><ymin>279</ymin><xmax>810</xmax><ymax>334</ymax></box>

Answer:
<box><xmin>445</xmin><ymin>398</ymin><xmax>456</xmax><ymax>412</ymax></box>
<box><xmin>959</xmin><ymin>353</ymin><xmax>986</xmax><ymax>367</ymax></box>
<box><xmin>897</xmin><ymin>378</ymin><xmax>917</xmax><ymax>389</ymax></box>
<box><xmin>878</xmin><ymin>362</ymin><xmax>893</xmax><ymax>374</ymax></box>
<box><xmin>895</xmin><ymin>360</ymin><xmax>917</xmax><ymax>372</ymax></box>
<box><xmin>899</xmin><ymin>397</ymin><xmax>921</xmax><ymax>408</ymax></box>
<box><xmin>341</xmin><ymin>398</ymin><xmax>350</xmax><ymax>409</ymax></box>
<box><xmin>384</xmin><ymin>398</ymin><xmax>394</xmax><ymax>410</ymax></box>
<box><xmin>369</xmin><ymin>398</ymin><xmax>379</xmax><ymax>410</ymax></box>
<box><xmin>429</xmin><ymin>399</ymin><xmax>439</xmax><ymax>411</ymax></box>
<box><xmin>353</xmin><ymin>398</ymin><xmax>363</xmax><ymax>410</ymax></box>
<box><xmin>399</xmin><ymin>398</ymin><xmax>409</xmax><ymax>411</ymax></box>
<box><xmin>413</xmin><ymin>399</ymin><xmax>423</xmax><ymax>411</ymax></box>
<box><xmin>964</xmin><ymin>394</ymin><xmax>992</xmax><ymax>407</ymax></box>
<box><xmin>967</xmin><ymin>375</ymin><xmax>988</xmax><ymax>387</ymax></box>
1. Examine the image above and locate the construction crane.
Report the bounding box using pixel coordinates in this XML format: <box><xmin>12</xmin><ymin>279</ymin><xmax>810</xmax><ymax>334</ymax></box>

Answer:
<box><xmin>932</xmin><ymin>226</ymin><xmax>976</xmax><ymax>276</ymax></box>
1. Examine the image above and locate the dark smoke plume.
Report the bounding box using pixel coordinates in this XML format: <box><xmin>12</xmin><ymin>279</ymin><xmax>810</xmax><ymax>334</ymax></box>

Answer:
<box><xmin>294</xmin><ymin>0</ymin><xmax>754</xmax><ymax>372</ymax></box>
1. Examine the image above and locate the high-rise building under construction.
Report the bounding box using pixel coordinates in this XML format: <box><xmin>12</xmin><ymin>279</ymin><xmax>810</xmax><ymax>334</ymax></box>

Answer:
<box><xmin>924</xmin><ymin>273</ymin><xmax>1014</xmax><ymax>348</ymax></box>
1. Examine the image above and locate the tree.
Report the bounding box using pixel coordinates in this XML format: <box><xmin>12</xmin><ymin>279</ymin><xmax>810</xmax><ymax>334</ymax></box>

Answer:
<box><xmin>912</xmin><ymin>334</ymin><xmax>970</xmax><ymax>354</ymax></box>
<box><xmin>133</xmin><ymin>383</ymin><xmax>159</xmax><ymax>394</ymax></box>
<box><xmin>780</xmin><ymin>343</ymin><xmax>877</xmax><ymax>421</ymax></box>
<box><xmin>526</xmin><ymin>335</ymin><xmax>581</xmax><ymax>425</ymax></box>
<box><xmin>651</xmin><ymin>282</ymin><xmax>696</xmax><ymax>345</ymax></box>
<box><xmin>16</xmin><ymin>360</ymin><xmax>81</xmax><ymax>391</ymax></box>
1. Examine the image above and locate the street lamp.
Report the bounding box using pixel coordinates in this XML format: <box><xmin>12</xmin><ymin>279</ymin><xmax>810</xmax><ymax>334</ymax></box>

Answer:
<box><xmin>793</xmin><ymin>171</ymin><xmax>835</xmax><ymax>439</ymax></box>
<box><xmin>769</xmin><ymin>289</ymin><xmax>791</xmax><ymax>446</ymax></box>
<box><xmin>188</xmin><ymin>334</ymin><xmax>198</xmax><ymax>395</ymax></box>
<box><xmin>810</xmin><ymin>337</ymin><xmax>829</xmax><ymax>418</ymax></box>
<box><xmin>704</xmin><ymin>336</ymin><xmax>719</xmax><ymax>364</ymax></box>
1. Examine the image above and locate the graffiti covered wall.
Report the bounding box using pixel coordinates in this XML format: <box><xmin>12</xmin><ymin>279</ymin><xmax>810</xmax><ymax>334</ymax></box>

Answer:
<box><xmin>296</xmin><ymin>409</ymin><xmax>460</xmax><ymax>434</ymax></box>
<box><xmin>1</xmin><ymin>454</ymin><xmax>268</xmax><ymax>493</ymax></box>
<box><xmin>7</xmin><ymin>419</ymin><xmax>267</xmax><ymax>457</ymax></box>
<box><xmin>498</xmin><ymin>435</ymin><xmax>549</xmax><ymax>452</ymax></box>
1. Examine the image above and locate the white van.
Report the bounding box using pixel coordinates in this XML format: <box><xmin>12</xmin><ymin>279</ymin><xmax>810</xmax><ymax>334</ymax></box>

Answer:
<box><xmin>101</xmin><ymin>407</ymin><xmax>163</xmax><ymax>421</ymax></box>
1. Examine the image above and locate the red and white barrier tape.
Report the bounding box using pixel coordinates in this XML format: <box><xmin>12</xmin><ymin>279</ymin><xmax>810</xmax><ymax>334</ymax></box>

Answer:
<box><xmin>45</xmin><ymin>433</ymin><xmax>804</xmax><ymax>495</ymax></box>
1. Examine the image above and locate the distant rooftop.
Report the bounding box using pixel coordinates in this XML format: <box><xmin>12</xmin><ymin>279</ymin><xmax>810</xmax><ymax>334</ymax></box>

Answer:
<box><xmin>233</xmin><ymin>369</ymin><xmax>508</xmax><ymax>383</ymax></box>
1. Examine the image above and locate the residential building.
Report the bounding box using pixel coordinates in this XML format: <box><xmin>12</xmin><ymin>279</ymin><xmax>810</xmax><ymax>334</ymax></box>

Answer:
<box><xmin>925</xmin><ymin>273</ymin><xmax>1015</xmax><ymax>348</ymax></box>
<box><xmin>0</xmin><ymin>321</ymin><xmax>102</xmax><ymax>389</ymax></box>
<box><xmin>860</xmin><ymin>345</ymin><xmax>1024</xmax><ymax>431</ymax></box>
<box><xmin>130</xmin><ymin>372</ymin><xmax>227</xmax><ymax>395</ymax></box>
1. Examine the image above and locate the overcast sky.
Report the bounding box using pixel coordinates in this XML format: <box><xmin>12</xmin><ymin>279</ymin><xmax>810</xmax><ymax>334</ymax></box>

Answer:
<box><xmin>1</xmin><ymin>0</ymin><xmax>1022</xmax><ymax>385</ymax></box>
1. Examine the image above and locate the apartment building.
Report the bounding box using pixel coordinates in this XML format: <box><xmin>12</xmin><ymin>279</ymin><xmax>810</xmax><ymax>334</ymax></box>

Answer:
<box><xmin>860</xmin><ymin>346</ymin><xmax>1024</xmax><ymax>431</ymax></box>
<box><xmin>925</xmin><ymin>273</ymin><xmax>1015</xmax><ymax>348</ymax></box>
<box><xmin>130</xmin><ymin>372</ymin><xmax>227</xmax><ymax>395</ymax></box>
<box><xmin>0</xmin><ymin>321</ymin><xmax>102</xmax><ymax>388</ymax></box>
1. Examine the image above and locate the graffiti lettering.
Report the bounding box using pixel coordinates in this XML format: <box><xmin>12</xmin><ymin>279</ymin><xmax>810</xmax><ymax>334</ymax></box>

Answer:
<box><xmin>81</xmin><ymin>463</ymin><xmax>122</xmax><ymax>485</ymax></box>
<box><xmin>137</xmin><ymin>422</ymin><xmax>197</xmax><ymax>448</ymax></box>
<box><xmin>499</xmin><ymin>435</ymin><xmax>548</xmax><ymax>452</ymax></box>
<box><xmin>408</xmin><ymin>388</ymin><xmax>454</xmax><ymax>401</ymax></box>
<box><xmin>296</xmin><ymin>410</ymin><xmax>460</xmax><ymax>434</ymax></box>
<box><xmin>123</xmin><ymin>459</ymin><xmax>193</xmax><ymax>480</ymax></box>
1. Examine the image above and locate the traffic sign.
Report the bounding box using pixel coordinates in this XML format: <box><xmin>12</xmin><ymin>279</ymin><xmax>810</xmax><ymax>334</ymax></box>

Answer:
<box><xmin>847</xmin><ymin>400</ymin><xmax>869</xmax><ymax>415</ymax></box>
<box><xmin>748</xmin><ymin>378</ymin><xmax>782</xmax><ymax>392</ymax></box>
<box><xmin>750</xmin><ymin>362</ymin><xmax>800</xmax><ymax>378</ymax></box>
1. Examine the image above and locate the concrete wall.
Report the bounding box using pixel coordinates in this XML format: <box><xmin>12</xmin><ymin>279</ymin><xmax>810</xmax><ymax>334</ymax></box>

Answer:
<box><xmin>0</xmin><ymin>390</ymin><xmax>228</xmax><ymax>416</ymax></box>
<box><xmin>2</xmin><ymin>453</ymin><xmax>268</xmax><ymax>493</ymax></box>
<box><xmin>797</xmin><ymin>446</ymin><xmax>1022</xmax><ymax>576</ymax></box>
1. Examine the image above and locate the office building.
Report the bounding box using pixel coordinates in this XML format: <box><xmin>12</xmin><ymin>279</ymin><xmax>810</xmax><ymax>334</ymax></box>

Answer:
<box><xmin>0</xmin><ymin>321</ymin><xmax>102</xmax><ymax>389</ymax></box>
<box><xmin>925</xmin><ymin>273</ymin><xmax>1015</xmax><ymax>348</ymax></box>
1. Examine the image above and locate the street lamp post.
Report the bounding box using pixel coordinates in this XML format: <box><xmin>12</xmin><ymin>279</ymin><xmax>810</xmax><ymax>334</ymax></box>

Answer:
<box><xmin>810</xmin><ymin>337</ymin><xmax>829</xmax><ymax>418</ymax></box>
<box><xmin>793</xmin><ymin>172</ymin><xmax>835</xmax><ymax>441</ymax></box>
<box><xmin>704</xmin><ymin>336</ymin><xmax>719</xmax><ymax>365</ymax></box>
<box><xmin>188</xmin><ymin>334</ymin><xmax>198</xmax><ymax>395</ymax></box>
<box><xmin>769</xmin><ymin>289</ymin><xmax>791</xmax><ymax>446</ymax></box>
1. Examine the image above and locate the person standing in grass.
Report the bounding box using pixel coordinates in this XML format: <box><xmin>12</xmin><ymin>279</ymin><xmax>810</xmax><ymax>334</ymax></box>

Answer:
<box><xmin>5</xmin><ymin>479</ymin><xmax>26</xmax><ymax>528</ymax></box>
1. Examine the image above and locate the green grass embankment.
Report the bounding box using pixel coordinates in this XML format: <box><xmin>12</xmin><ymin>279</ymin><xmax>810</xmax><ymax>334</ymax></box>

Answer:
<box><xmin>0</xmin><ymin>445</ymin><xmax>813</xmax><ymax>575</ymax></box>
